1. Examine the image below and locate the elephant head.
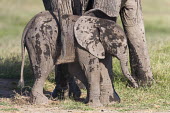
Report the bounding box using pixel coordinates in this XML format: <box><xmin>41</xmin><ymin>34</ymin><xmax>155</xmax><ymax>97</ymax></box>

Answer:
<box><xmin>74</xmin><ymin>9</ymin><xmax>138</xmax><ymax>88</ymax></box>
<box><xmin>74</xmin><ymin>9</ymin><xmax>126</xmax><ymax>59</ymax></box>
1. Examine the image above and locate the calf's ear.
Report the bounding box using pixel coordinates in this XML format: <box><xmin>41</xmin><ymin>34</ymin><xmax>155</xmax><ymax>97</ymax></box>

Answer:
<box><xmin>74</xmin><ymin>16</ymin><xmax>105</xmax><ymax>59</ymax></box>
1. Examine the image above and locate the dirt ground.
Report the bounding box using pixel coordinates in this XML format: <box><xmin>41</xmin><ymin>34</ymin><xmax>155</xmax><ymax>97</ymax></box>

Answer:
<box><xmin>0</xmin><ymin>79</ymin><xmax>169</xmax><ymax>113</ymax></box>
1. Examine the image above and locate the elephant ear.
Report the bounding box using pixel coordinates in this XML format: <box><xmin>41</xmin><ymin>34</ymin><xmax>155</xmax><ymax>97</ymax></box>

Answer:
<box><xmin>74</xmin><ymin>16</ymin><xmax>105</xmax><ymax>59</ymax></box>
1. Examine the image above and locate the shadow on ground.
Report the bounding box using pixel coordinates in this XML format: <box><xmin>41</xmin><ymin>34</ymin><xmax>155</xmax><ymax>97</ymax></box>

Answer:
<box><xmin>0</xmin><ymin>56</ymin><xmax>33</xmax><ymax>79</ymax></box>
<box><xmin>0</xmin><ymin>78</ymin><xmax>52</xmax><ymax>99</ymax></box>
<box><xmin>0</xmin><ymin>79</ymin><xmax>18</xmax><ymax>98</ymax></box>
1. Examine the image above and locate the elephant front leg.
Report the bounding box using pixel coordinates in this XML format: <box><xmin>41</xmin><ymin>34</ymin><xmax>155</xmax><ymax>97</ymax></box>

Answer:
<box><xmin>99</xmin><ymin>55</ymin><xmax>120</xmax><ymax>105</ymax></box>
<box><xmin>76</xmin><ymin>47</ymin><xmax>102</xmax><ymax>107</ymax></box>
<box><xmin>87</xmin><ymin>68</ymin><xmax>102</xmax><ymax>107</ymax></box>
<box><xmin>99</xmin><ymin>62</ymin><xmax>116</xmax><ymax>105</ymax></box>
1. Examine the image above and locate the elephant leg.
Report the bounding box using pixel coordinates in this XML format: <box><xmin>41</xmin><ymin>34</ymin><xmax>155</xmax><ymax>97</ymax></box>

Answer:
<box><xmin>26</xmin><ymin>42</ymin><xmax>54</xmax><ymax>104</ymax></box>
<box><xmin>52</xmin><ymin>64</ymin><xmax>69</xmax><ymax>99</ymax></box>
<box><xmin>99</xmin><ymin>55</ymin><xmax>120</xmax><ymax>105</ymax></box>
<box><xmin>68</xmin><ymin>76</ymin><xmax>81</xmax><ymax>100</ymax></box>
<box><xmin>76</xmin><ymin>47</ymin><xmax>102</xmax><ymax>107</ymax></box>
<box><xmin>120</xmin><ymin>0</ymin><xmax>153</xmax><ymax>85</ymax></box>
<box><xmin>68</xmin><ymin>63</ymin><xmax>89</xmax><ymax>102</ymax></box>
<box><xmin>52</xmin><ymin>64</ymin><xmax>81</xmax><ymax>100</ymax></box>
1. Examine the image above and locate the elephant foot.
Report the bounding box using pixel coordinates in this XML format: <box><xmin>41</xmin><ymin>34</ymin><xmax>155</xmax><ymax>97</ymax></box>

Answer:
<box><xmin>84</xmin><ymin>96</ymin><xmax>89</xmax><ymax>104</ymax></box>
<box><xmin>71</xmin><ymin>91</ymin><xmax>81</xmax><ymax>100</ymax></box>
<box><xmin>52</xmin><ymin>86</ymin><xmax>68</xmax><ymax>100</ymax></box>
<box><xmin>52</xmin><ymin>86</ymin><xmax>62</xmax><ymax>99</ymax></box>
<box><xmin>100</xmin><ymin>84</ymin><xmax>120</xmax><ymax>106</ymax></box>
<box><xmin>100</xmin><ymin>94</ymin><xmax>110</xmax><ymax>106</ymax></box>
<box><xmin>31</xmin><ymin>94</ymin><xmax>49</xmax><ymax>104</ymax></box>
<box><xmin>100</xmin><ymin>94</ymin><xmax>120</xmax><ymax>106</ymax></box>
<box><xmin>69</xmin><ymin>84</ymin><xmax>81</xmax><ymax>100</ymax></box>
<box><xmin>88</xmin><ymin>99</ymin><xmax>103</xmax><ymax>107</ymax></box>
<box><xmin>113</xmin><ymin>91</ymin><xmax>121</xmax><ymax>103</ymax></box>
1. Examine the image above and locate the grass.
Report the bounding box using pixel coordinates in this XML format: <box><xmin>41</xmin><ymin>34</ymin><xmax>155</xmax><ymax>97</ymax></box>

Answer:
<box><xmin>0</xmin><ymin>108</ymin><xmax>19</xmax><ymax>112</ymax></box>
<box><xmin>57</xmin><ymin>99</ymin><xmax>94</xmax><ymax>111</ymax></box>
<box><xmin>0</xmin><ymin>102</ymin><xmax>8</xmax><ymax>106</ymax></box>
<box><xmin>0</xmin><ymin>101</ymin><xmax>19</xmax><ymax>112</ymax></box>
<box><xmin>0</xmin><ymin>0</ymin><xmax>170</xmax><ymax>112</ymax></box>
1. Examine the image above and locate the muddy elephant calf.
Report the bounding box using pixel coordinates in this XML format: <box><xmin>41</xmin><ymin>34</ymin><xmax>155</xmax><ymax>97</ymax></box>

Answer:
<box><xmin>18</xmin><ymin>9</ymin><xmax>138</xmax><ymax>107</ymax></box>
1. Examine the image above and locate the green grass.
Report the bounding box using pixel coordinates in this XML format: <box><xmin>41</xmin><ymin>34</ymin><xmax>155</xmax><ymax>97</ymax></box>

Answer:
<box><xmin>111</xmin><ymin>1</ymin><xmax>170</xmax><ymax>111</ymax></box>
<box><xmin>0</xmin><ymin>102</ymin><xmax>18</xmax><ymax>112</ymax></box>
<box><xmin>0</xmin><ymin>108</ymin><xmax>19</xmax><ymax>112</ymax></box>
<box><xmin>0</xmin><ymin>0</ymin><xmax>44</xmax><ymax>79</ymax></box>
<box><xmin>0</xmin><ymin>102</ymin><xmax>9</xmax><ymax>106</ymax></box>
<box><xmin>57</xmin><ymin>99</ymin><xmax>94</xmax><ymax>111</ymax></box>
<box><xmin>0</xmin><ymin>0</ymin><xmax>170</xmax><ymax>112</ymax></box>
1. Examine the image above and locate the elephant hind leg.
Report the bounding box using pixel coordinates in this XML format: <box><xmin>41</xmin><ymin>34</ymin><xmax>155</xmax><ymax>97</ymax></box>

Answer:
<box><xmin>26</xmin><ymin>41</ymin><xmax>54</xmax><ymax>104</ymax></box>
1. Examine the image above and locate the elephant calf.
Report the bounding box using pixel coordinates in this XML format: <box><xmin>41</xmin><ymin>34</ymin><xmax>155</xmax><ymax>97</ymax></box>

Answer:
<box><xmin>18</xmin><ymin>9</ymin><xmax>138</xmax><ymax>107</ymax></box>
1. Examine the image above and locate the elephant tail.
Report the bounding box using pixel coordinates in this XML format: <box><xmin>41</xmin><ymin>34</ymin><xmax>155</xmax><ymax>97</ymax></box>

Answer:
<box><xmin>18</xmin><ymin>17</ymin><xmax>35</xmax><ymax>88</ymax></box>
<box><xmin>18</xmin><ymin>30</ymin><xmax>26</xmax><ymax>88</ymax></box>
<box><xmin>18</xmin><ymin>41</ymin><xmax>25</xmax><ymax>88</ymax></box>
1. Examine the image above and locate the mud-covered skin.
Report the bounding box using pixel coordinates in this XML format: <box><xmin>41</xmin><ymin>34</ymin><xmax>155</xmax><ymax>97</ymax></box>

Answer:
<box><xmin>21</xmin><ymin>11</ymin><xmax>84</xmax><ymax>104</ymax></box>
<box><xmin>41</xmin><ymin>0</ymin><xmax>118</xmax><ymax>105</ymax></box>
<box><xmin>23</xmin><ymin>11</ymin><xmax>59</xmax><ymax>104</ymax></box>
<box><xmin>42</xmin><ymin>0</ymin><xmax>153</xmax><ymax>89</ymax></box>
<box><xmin>74</xmin><ymin>14</ymin><xmax>138</xmax><ymax>88</ymax></box>
<box><xmin>19</xmin><ymin>9</ymin><xmax>131</xmax><ymax>106</ymax></box>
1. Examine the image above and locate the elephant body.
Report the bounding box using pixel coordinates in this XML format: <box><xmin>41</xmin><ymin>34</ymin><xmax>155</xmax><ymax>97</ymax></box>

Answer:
<box><xmin>19</xmin><ymin>9</ymin><xmax>137</xmax><ymax>106</ymax></box>
<box><xmin>42</xmin><ymin>0</ymin><xmax>153</xmax><ymax>85</ymax></box>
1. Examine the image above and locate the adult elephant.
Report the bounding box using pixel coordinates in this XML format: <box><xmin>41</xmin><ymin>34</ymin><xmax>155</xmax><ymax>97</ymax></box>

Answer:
<box><xmin>19</xmin><ymin>9</ymin><xmax>138</xmax><ymax>106</ymax></box>
<box><xmin>43</xmin><ymin>0</ymin><xmax>154</xmax><ymax>90</ymax></box>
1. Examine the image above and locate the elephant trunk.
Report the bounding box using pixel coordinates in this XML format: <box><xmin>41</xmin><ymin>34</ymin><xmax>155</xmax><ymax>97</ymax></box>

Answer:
<box><xmin>119</xmin><ymin>56</ymin><xmax>139</xmax><ymax>88</ymax></box>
